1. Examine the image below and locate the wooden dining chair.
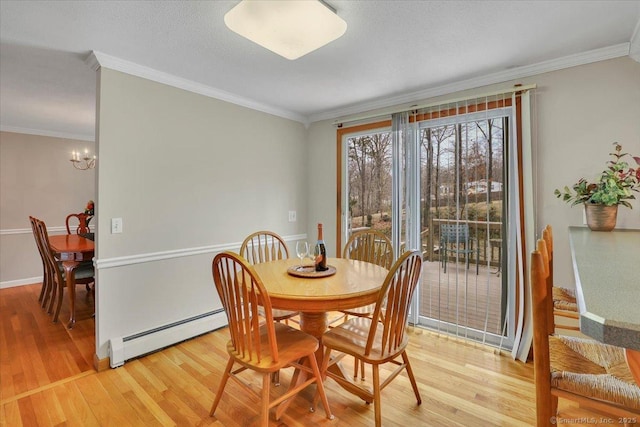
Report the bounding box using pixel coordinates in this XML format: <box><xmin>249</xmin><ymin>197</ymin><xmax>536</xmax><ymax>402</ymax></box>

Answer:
<box><xmin>240</xmin><ymin>230</ymin><xmax>289</xmax><ymax>264</ymax></box>
<box><xmin>209</xmin><ymin>251</ymin><xmax>333</xmax><ymax>426</ymax></box>
<box><xmin>531</xmin><ymin>240</ymin><xmax>640</xmax><ymax>426</ymax></box>
<box><xmin>321</xmin><ymin>250</ymin><xmax>423</xmax><ymax>427</ymax></box>
<box><xmin>240</xmin><ymin>230</ymin><xmax>299</xmax><ymax>385</ymax></box>
<box><xmin>29</xmin><ymin>216</ymin><xmax>53</xmax><ymax>308</ymax></box>
<box><xmin>542</xmin><ymin>225</ymin><xmax>580</xmax><ymax>331</ymax></box>
<box><xmin>34</xmin><ymin>218</ymin><xmax>95</xmax><ymax>322</ymax></box>
<box><xmin>240</xmin><ymin>231</ymin><xmax>299</xmax><ymax>323</ymax></box>
<box><xmin>340</xmin><ymin>228</ymin><xmax>394</xmax><ymax>379</ymax></box>
<box><xmin>65</xmin><ymin>212</ymin><xmax>92</xmax><ymax>235</ymax></box>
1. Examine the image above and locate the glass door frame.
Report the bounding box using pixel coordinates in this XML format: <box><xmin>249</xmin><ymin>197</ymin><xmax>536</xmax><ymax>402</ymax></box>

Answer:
<box><xmin>336</xmin><ymin>110</ymin><xmax>516</xmax><ymax>350</ymax></box>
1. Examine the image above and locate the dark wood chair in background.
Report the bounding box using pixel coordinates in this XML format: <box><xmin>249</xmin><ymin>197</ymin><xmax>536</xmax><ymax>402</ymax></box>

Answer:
<box><xmin>34</xmin><ymin>218</ymin><xmax>95</xmax><ymax>322</ymax></box>
<box><xmin>531</xmin><ymin>239</ymin><xmax>640</xmax><ymax>426</ymax></box>
<box><xmin>29</xmin><ymin>216</ymin><xmax>53</xmax><ymax>309</ymax></box>
<box><xmin>209</xmin><ymin>251</ymin><xmax>332</xmax><ymax>426</ymax></box>
<box><xmin>65</xmin><ymin>212</ymin><xmax>92</xmax><ymax>235</ymax></box>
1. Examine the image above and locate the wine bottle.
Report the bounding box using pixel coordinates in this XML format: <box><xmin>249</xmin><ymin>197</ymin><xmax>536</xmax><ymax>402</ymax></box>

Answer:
<box><xmin>314</xmin><ymin>223</ymin><xmax>328</xmax><ymax>272</ymax></box>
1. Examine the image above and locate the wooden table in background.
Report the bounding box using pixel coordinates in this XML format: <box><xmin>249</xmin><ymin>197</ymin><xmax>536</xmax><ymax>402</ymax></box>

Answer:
<box><xmin>48</xmin><ymin>234</ymin><xmax>94</xmax><ymax>329</ymax></box>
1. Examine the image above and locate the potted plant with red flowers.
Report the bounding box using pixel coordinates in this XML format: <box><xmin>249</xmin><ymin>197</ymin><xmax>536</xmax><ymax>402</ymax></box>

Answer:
<box><xmin>84</xmin><ymin>200</ymin><xmax>94</xmax><ymax>226</ymax></box>
<box><xmin>554</xmin><ymin>143</ymin><xmax>640</xmax><ymax>231</ymax></box>
<box><xmin>84</xmin><ymin>200</ymin><xmax>94</xmax><ymax>216</ymax></box>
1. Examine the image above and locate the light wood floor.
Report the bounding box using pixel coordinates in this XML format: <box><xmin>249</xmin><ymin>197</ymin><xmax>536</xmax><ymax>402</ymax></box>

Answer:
<box><xmin>0</xmin><ymin>283</ymin><xmax>623</xmax><ymax>426</ymax></box>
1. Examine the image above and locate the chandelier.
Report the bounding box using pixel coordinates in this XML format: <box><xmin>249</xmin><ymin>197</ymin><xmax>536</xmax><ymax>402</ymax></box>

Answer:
<box><xmin>70</xmin><ymin>149</ymin><xmax>96</xmax><ymax>170</ymax></box>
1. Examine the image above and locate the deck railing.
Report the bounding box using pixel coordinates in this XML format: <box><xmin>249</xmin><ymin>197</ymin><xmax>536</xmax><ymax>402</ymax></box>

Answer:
<box><xmin>423</xmin><ymin>218</ymin><xmax>503</xmax><ymax>267</ymax></box>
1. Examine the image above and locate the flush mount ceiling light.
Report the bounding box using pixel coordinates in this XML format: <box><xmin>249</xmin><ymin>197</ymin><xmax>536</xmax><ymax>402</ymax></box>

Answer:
<box><xmin>224</xmin><ymin>0</ymin><xmax>347</xmax><ymax>60</ymax></box>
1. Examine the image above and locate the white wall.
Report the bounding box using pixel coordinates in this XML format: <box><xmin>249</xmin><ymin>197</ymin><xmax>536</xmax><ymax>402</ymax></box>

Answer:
<box><xmin>532</xmin><ymin>58</ymin><xmax>640</xmax><ymax>286</ymax></box>
<box><xmin>307</xmin><ymin>56</ymin><xmax>640</xmax><ymax>290</ymax></box>
<box><xmin>94</xmin><ymin>68</ymin><xmax>309</xmax><ymax>358</ymax></box>
<box><xmin>0</xmin><ymin>131</ymin><xmax>95</xmax><ymax>287</ymax></box>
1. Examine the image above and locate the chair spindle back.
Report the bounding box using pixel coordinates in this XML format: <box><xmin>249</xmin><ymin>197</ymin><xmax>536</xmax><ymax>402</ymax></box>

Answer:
<box><xmin>212</xmin><ymin>251</ymin><xmax>279</xmax><ymax>364</ymax></box>
<box><xmin>240</xmin><ymin>231</ymin><xmax>289</xmax><ymax>264</ymax></box>
<box><xmin>366</xmin><ymin>250</ymin><xmax>422</xmax><ymax>357</ymax></box>
<box><xmin>343</xmin><ymin>229</ymin><xmax>394</xmax><ymax>269</ymax></box>
<box><xmin>66</xmin><ymin>213</ymin><xmax>92</xmax><ymax>235</ymax></box>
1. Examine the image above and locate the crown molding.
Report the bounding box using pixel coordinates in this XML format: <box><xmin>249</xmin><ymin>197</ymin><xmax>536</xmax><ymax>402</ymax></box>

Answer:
<box><xmin>84</xmin><ymin>51</ymin><xmax>100</xmax><ymax>71</ymax></box>
<box><xmin>0</xmin><ymin>125</ymin><xmax>94</xmax><ymax>142</ymax></box>
<box><xmin>630</xmin><ymin>18</ymin><xmax>640</xmax><ymax>63</ymax></box>
<box><xmin>309</xmin><ymin>43</ymin><xmax>631</xmax><ymax>124</ymax></box>
<box><xmin>87</xmin><ymin>51</ymin><xmax>309</xmax><ymax>126</ymax></box>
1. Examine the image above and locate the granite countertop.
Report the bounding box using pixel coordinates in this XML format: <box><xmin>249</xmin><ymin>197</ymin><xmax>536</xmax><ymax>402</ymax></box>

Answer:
<box><xmin>569</xmin><ymin>226</ymin><xmax>640</xmax><ymax>351</ymax></box>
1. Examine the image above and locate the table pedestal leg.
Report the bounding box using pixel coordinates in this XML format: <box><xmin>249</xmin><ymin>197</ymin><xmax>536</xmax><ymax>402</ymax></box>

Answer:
<box><xmin>299</xmin><ymin>312</ymin><xmax>328</xmax><ymax>364</ymax></box>
<box><xmin>280</xmin><ymin>311</ymin><xmax>373</xmax><ymax>412</ymax></box>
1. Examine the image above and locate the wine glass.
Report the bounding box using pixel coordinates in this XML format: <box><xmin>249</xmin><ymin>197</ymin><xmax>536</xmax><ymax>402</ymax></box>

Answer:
<box><xmin>309</xmin><ymin>242</ymin><xmax>319</xmax><ymax>265</ymax></box>
<box><xmin>295</xmin><ymin>241</ymin><xmax>309</xmax><ymax>266</ymax></box>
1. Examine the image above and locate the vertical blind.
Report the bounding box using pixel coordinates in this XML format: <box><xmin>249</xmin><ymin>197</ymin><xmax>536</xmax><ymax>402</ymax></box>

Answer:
<box><xmin>338</xmin><ymin>85</ymin><xmax>537</xmax><ymax>359</ymax></box>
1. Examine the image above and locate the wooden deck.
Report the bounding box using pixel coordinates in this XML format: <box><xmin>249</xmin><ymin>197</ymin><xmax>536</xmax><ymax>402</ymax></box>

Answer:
<box><xmin>418</xmin><ymin>258</ymin><xmax>505</xmax><ymax>337</ymax></box>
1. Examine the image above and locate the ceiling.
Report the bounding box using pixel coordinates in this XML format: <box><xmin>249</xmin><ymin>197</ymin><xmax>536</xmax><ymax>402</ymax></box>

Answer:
<box><xmin>1</xmin><ymin>1</ymin><xmax>639</xmax><ymax>141</ymax></box>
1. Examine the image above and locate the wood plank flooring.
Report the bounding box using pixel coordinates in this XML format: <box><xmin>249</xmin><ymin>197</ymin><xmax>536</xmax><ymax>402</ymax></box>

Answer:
<box><xmin>0</xmin><ymin>283</ymin><xmax>626</xmax><ymax>426</ymax></box>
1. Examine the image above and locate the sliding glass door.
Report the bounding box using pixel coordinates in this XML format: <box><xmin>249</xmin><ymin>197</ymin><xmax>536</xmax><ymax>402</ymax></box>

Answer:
<box><xmin>416</xmin><ymin>109</ymin><xmax>511</xmax><ymax>347</ymax></box>
<box><xmin>340</xmin><ymin>104</ymin><xmax>515</xmax><ymax>350</ymax></box>
<box><xmin>344</xmin><ymin>130</ymin><xmax>394</xmax><ymax>242</ymax></box>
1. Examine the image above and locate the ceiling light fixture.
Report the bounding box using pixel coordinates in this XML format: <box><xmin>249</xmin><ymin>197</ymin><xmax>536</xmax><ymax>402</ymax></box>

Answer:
<box><xmin>224</xmin><ymin>0</ymin><xmax>347</xmax><ymax>60</ymax></box>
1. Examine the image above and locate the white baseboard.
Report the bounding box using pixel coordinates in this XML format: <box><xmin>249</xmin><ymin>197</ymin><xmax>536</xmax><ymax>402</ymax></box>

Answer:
<box><xmin>108</xmin><ymin>310</ymin><xmax>228</xmax><ymax>368</ymax></box>
<box><xmin>0</xmin><ymin>276</ymin><xmax>41</xmax><ymax>289</ymax></box>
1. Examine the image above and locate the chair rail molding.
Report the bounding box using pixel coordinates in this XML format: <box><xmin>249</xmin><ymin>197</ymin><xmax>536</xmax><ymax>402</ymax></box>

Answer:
<box><xmin>1</xmin><ymin>226</ymin><xmax>67</xmax><ymax>235</ymax></box>
<box><xmin>1</xmin><ymin>233</ymin><xmax>308</xmax><ymax>288</ymax></box>
<box><xmin>94</xmin><ymin>233</ymin><xmax>308</xmax><ymax>269</ymax></box>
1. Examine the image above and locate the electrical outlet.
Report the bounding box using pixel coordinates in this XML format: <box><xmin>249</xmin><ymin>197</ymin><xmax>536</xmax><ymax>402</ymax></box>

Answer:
<box><xmin>288</xmin><ymin>211</ymin><xmax>297</xmax><ymax>222</ymax></box>
<box><xmin>111</xmin><ymin>217</ymin><xmax>123</xmax><ymax>234</ymax></box>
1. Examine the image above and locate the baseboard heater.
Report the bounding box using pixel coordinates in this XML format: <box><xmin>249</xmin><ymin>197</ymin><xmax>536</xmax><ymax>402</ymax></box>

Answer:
<box><xmin>108</xmin><ymin>309</ymin><xmax>227</xmax><ymax>368</ymax></box>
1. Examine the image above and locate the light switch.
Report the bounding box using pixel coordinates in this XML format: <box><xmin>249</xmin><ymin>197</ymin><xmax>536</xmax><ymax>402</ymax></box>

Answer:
<box><xmin>288</xmin><ymin>211</ymin><xmax>297</xmax><ymax>222</ymax></box>
<box><xmin>111</xmin><ymin>217</ymin><xmax>123</xmax><ymax>234</ymax></box>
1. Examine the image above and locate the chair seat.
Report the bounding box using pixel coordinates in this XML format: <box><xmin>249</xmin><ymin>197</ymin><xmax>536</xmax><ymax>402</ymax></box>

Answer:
<box><xmin>228</xmin><ymin>322</ymin><xmax>318</xmax><ymax>373</ymax></box>
<box><xmin>549</xmin><ymin>335</ymin><xmax>640</xmax><ymax>410</ymax></box>
<box><xmin>322</xmin><ymin>317</ymin><xmax>409</xmax><ymax>364</ymax></box>
<box><xmin>272</xmin><ymin>309</ymin><xmax>298</xmax><ymax>322</ymax></box>
<box><xmin>552</xmin><ymin>286</ymin><xmax>578</xmax><ymax>312</ymax></box>
<box><xmin>57</xmin><ymin>261</ymin><xmax>95</xmax><ymax>281</ymax></box>
<box><xmin>257</xmin><ymin>307</ymin><xmax>298</xmax><ymax>322</ymax></box>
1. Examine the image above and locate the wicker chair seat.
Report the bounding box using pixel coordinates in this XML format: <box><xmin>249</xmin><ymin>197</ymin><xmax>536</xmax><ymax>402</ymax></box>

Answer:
<box><xmin>552</xmin><ymin>286</ymin><xmax>578</xmax><ymax>312</ymax></box>
<box><xmin>550</xmin><ymin>335</ymin><xmax>640</xmax><ymax>410</ymax></box>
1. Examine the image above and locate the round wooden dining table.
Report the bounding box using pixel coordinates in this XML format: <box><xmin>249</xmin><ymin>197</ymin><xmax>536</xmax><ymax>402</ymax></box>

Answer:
<box><xmin>251</xmin><ymin>257</ymin><xmax>389</xmax><ymax>340</ymax></box>
<box><xmin>251</xmin><ymin>257</ymin><xmax>389</xmax><ymax>412</ymax></box>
